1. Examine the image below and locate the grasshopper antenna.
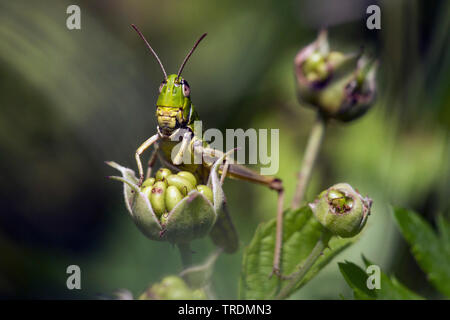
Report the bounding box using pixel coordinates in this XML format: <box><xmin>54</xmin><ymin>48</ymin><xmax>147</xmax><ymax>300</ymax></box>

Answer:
<box><xmin>131</xmin><ymin>24</ymin><xmax>168</xmax><ymax>80</ymax></box>
<box><xmin>177</xmin><ymin>33</ymin><xmax>207</xmax><ymax>78</ymax></box>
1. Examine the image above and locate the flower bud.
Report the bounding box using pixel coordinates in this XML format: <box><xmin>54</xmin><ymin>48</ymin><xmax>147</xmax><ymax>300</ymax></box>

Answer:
<box><xmin>177</xmin><ymin>171</ymin><xmax>198</xmax><ymax>187</ymax></box>
<box><xmin>318</xmin><ymin>58</ymin><xmax>377</xmax><ymax>122</ymax></box>
<box><xmin>160</xmin><ymin>213</ymin><xmax>169</xmax><ymax>226</ymax></box>
<box><xmin>294</xmin><ymin>30</ymin><xmax>377</xmax><ymax>122</ymax></box>
<box><xmin>150</xmin><ymin>181</ymin><xmax>167</xmax><ymax>218</ymax></box>
<box><xmin>309</xmin><ymin>183</ymin><xmax>372</xmax><ymax>238</ymax></box>
<box><xmin>142</xmin><ymin>177</ymin><xmax>155</xmax><ymax>188</ymax></box>
<box><xmin>156</xmin><ymin>168</ymin><xmax>172</xmax><ymax>182</ymax></box>
<box><xmin>295</xmin><ymin>31</ymin><xmax>357</xmax><ymax>89</ymax></box>
<box><xmin>106</xmin><ymin>154</ymin><xmax>229</xmax><ymax>245</ymax></box>
<box><xmin>196</xmin><ymin>185</ymin><xmax>214</xmax><ymax>204</ymax></box>
<box><xmin>139</xmin><ymin>276</ymin><xmax>206</xmax><ymax>300</ymax></box>
<box><xmin>166</xmin><ymin>174</ymin><xmax>194</xmax><ymax>196</ymax></box>
<box><xmin>302</xmin><ymin>51</ymin><xmax>328</xmax><ymax>83</ymax></box>
<box><xmin>166</xmin><ymin>185</ymin><xmax>184</xmax><ymax>212</ymax></box>
<box><xmin>141</xmin><ymin>185</ymin><xmax>153</xmax><ymax>199</ymax></box>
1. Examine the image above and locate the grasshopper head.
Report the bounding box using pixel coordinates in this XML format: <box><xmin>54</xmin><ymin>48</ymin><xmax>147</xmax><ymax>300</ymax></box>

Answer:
<box><xmin>156</xmin><ymin>74</ymin><xmax>192</xmax><ymax>135</ymax></box>
<box><xmin>131</xmin><ymin>24</ymin><xmax>207</xmax><ymax>137</ymax></box>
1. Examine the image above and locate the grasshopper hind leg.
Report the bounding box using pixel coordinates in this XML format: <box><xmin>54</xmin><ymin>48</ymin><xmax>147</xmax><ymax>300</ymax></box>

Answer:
<box><xmin>271</xmin><ymin>180</ymin><xmax>284</xmax><ymax>278</ymax></box>
<box><xmin>145</xmin><ymin>145</ymin><xmax>159</xmax><ymax>179</ymax></box>
<box><xmin>196</xmin><ymin>145</ymin><xmax>285</xmax><ymax>276</ymax></box>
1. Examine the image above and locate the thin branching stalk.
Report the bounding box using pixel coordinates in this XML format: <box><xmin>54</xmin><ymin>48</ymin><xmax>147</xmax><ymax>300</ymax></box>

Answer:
<box><xmin>291</xmin><ymin>113</ymin><xmax>327</xmax><ymax>209</ymax></box>
<box><xmin>275</xmin><ymin>231</ymin><xmax>332</xmax><ymax>300</ymax></box>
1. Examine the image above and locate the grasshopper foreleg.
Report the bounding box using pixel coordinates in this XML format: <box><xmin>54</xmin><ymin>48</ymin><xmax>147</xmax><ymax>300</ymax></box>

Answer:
<box><xmin>171</xmin><ymin>130</ymin><xmax>192</xmax><ymax>166</ymax></box>
<box><xmin>135</xmin><ymin>133</ymin><xmax>160</xmax><ymax>186</ymax></box>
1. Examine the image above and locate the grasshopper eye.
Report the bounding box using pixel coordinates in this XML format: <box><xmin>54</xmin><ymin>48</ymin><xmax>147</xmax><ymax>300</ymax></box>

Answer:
<box><xmin>159</xmin><ymin>82</ymin><xmax>166</xmax><ymax>93</ymax></box>
<box><xmin>182</xmin><ymin>80</ymin><xmax>190</xmax><ymax>97</ymax></box>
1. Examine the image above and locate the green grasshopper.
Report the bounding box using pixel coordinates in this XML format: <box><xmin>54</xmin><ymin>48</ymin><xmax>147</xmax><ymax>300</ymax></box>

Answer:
<box><xmin>131</xmin><ymin>25</ymin><xmax>284</xmax><ymax>274</ymax></box>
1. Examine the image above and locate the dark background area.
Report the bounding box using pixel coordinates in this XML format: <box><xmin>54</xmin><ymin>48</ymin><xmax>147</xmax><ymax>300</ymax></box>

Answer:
<box><xmin>0</xmin><ymin>0</ymin><xmax>448</xmax><ymax>299</ymax></box>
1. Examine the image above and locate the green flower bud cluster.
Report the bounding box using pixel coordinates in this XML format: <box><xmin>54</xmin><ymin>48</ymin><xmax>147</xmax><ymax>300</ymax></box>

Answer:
<box><xmin>310</xmin><ymin>183</ymin><xmax>372</xmax><ymax>238</ymax></box>
<box><xmin>295</xmin><ymin>30</ymin><xmax>378</xmax><ymax>122</ymax></box>
<box><xmin>140</xmin><ymin>168</ymin><xmax>214</xmax><ymax>225</ymax></box>
<box><xmin>139</xmin><ymin>276</ymin><xmax>206</xmax><ymax>300</ymax></box>
<box><xmin>107</xmin><ymin>154</ymin><xmax>228</xmax><ymax>245</ymax></box>
<box><xmin>301</xmin><ymin>51</ymin><xmax>345</xmax><ymax>84</ymax></box>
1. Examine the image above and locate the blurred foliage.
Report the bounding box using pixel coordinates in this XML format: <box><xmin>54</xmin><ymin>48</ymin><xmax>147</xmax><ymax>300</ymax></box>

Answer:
<box><xmin>239</xmin><ymin>206</ymin><xmax>355</xmax><ymax>299</ymax></box>
<box><xmin>339</xmin><ymin>257</ymin><xmax>423</xmax><ymax>300</ymax></box>
<box><xmin>393</xmin><ymin>208</ymin><xmax>450</xmax><ymax>297</ymax></box>
<box><xmin>340</xmin><ymin>208</ymin><xmax>450</xmax><ymax>299</ymax></box>
<box><xmin>0</xmin><ymin>0</ymin><xmax>448</xmax><ymax>299</ymax></box>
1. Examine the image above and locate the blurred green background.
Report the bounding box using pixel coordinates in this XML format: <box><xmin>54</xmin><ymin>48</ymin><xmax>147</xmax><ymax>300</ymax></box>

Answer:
<box><xmin>0</xmin><ymin>0</ymin><xmax>448</xmax><ymax>299</ymax></box>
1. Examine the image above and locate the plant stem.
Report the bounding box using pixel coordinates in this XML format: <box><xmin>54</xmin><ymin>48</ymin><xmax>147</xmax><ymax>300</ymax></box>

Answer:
<box><xmin>291</xmin><ymin>113</ymin><xmax>327</xmax><ymax>209</ymax></box>
<box><xmin>180</xmin><ymin>248</ymin><xmax>223</xmax><ymax>289</ymax></box>
<box><xmin>177</xmin><ymin>242</ymin><xmax>193</xmax><ymax>269</ymax></box>
<box><xmin>275</xmin><ymin>231</ymin><xmax>332</xmax><ymax>300</ymax></box>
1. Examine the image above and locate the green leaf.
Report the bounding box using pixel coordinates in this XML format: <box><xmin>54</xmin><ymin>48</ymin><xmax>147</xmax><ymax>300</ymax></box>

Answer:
<box><xmin>239</xmin><ymin>206</ymin><xmax>356</xmax><ymax>299</ymax></box>
<box><xmin>338</xmin><ymin>261</ymin><xmax>375</xmax><ymax>299</ymax></box>
<box><xmin>393</xmin><ymin>207</ymin><xmax>450</xmax><ymax>297</ymax></box>
<box><xmin>339</xmin><ymin>257</ymin><xmax>423</xmax><ymax>300</ymax></box>
<box><xmin>437</xmin><ymin>214</ymin><xmax>450</xmax><ymax>255</ymax></box>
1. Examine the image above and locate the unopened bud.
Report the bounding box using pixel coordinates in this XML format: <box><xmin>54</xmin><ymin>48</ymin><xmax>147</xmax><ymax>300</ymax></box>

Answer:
<box><xmin>142</xmin><ymin>177</ymin><xmax>155</xmax><ymax>188</ymax></box>
<box><xmin>166</xmin><ymin>174</ymin><xmax>194</xmax><ymax>196</ymax></box>
<box><xmin>139</xmin><ymin>276</ymin><xmax>206</xmax><ymax>300</ymax></box>
<box><xmin>310</xmin><ymin>183</ymin><xmax>372</xmax><ymax>237</ymax></box>
<box><xmin>156</xmin><ymin>168</ymin><xmax>172</xmax><ymax>182</ymax></box>
<box><xmin>166</xmin><ymin>185</ymin><xmax>184</xmax><ymax>212</ymax></box>
<box><xmin>196</xmin><ymin>185</ymin><xmax>214</xmax><ymax>204</ymax></box>
<box><xmin>150</xmin><ymin>181</ymin><xmax>167</xmax><ymax>218</ymax></box>
<box><xmin>294</xmin><ymin>30</ymin><xmax>378</xmax><ymax>122</ymax></box>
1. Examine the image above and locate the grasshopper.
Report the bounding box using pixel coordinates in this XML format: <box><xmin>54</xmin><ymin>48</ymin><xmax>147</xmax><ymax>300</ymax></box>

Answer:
<box><xmin>131</xmin><ymin>25</ymin><xmax>284</xmax><ymax>274</ymax></box>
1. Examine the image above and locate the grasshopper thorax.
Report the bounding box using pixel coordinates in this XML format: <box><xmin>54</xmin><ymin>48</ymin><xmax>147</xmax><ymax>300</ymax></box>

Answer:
<box><xmin>156</xmin><ymin>74</ymin><xmax>192</xmax><ymax>136</ymax></box>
